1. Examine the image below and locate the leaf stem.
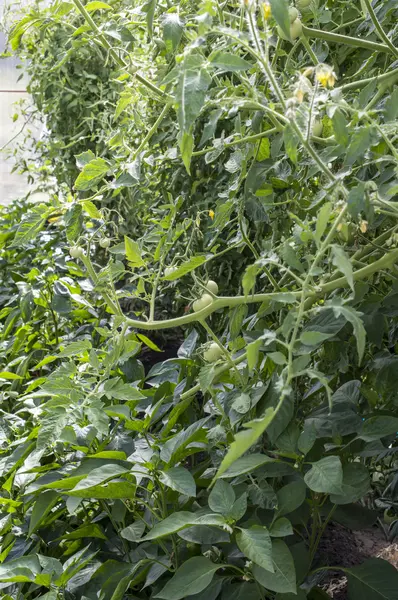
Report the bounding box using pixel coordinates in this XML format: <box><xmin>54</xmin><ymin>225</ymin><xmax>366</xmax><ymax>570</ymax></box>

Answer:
<box><xmin>302</xmin><ymin>24</ymin><xmax>393</xmax><ymax>54</ymax></box>
<box><xmin>362</xmin><ymin>0</ymin><xmax>398</xmax><ymax>58</ymax></box>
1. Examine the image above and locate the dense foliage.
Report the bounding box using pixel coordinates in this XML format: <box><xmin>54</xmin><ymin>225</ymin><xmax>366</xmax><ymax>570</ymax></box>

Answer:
<box><xmin>1</xmin><ymin>0</ymin><xmax>398</xmax><ymax>598</ymax></box>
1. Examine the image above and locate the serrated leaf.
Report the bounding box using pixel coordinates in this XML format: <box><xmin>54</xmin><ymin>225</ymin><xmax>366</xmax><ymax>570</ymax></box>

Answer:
<box><xmin>163</xmin><ymin>255</ymin><xmax>206</xmax><ymax>280</ymax></box>
<box><xmin>209</xmin><ymin>50</ymin><xmax>252</xmax><ymax>72</ymax></box>
<box><xmin>124</xmin><ymin>236</ymin><xmax>145</xmax><ymax>267</ymax></box>
<box><xmin>10</xmin><ymin>204</ymin><xmax>52</xmax><ymax>247</ymax></box>
<box><xmin>162</xmin><ymin>13</ymin><xmax>183</xmax><ymax>52</ymax></box>
<box><xmin>344</xmin><ymin>127</ymin><xmax>375</xmax><ymax>166</ymax></box>
<box><xmin>75</xmin><ymin>158</ymin><xmax>110</xmax><ymax>191</ymax></box>
<box><xmin>300</xmin><ymin>331</ymin><xmax>333</xmax><ymax>346</ymax></box>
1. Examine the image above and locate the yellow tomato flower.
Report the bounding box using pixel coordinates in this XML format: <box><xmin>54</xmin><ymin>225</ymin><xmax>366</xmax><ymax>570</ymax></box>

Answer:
<box><xmin>209</xmin><ymin>209</ymin><xmax>215</xmax><ymax>220</ymax></box>
<box><xmin>262</xmin><ymin>2</ymin><xmax>271</xmax><ymax>20</ymax></box>
<box><xmin>316</xmin><ymin>64</ymin><xmax>337</xmax><ymax>88</ymax></box>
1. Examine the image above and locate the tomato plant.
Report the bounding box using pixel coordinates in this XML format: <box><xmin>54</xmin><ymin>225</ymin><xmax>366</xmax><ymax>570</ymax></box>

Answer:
<box><xmin>1</xmin><ymin>0</ymin><xmax>398</xmax><ymax>598</ymax></box>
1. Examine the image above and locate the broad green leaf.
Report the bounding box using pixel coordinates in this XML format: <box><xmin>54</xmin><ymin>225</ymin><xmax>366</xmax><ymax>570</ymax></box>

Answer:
<box><xmin>269</xmin><ymin>0</ymin><xmax>291</xmax><ymax>40</ymax></box>
<box><xmin>347</xmin><ymin>182</ymin><xmax>367</xmax><ymax>218</ymax></box>
<box><xmin>208</xmin><ymin>480</ymin><xmax>235</xmax><ymax>515</ymax></box>
<box><xmin>75</xmin><ymin>150</ymin><xmax>96</xmax><ymax>168</ymax></box>
<box><xmin>269</xmin><ymin>518</ymin><xmax>293</xmax><ymax>537</ymax></box>
<box><xmin>82</xmin><ymin>200</ymin><xmax>102</xmax><ymax>219</ymax></box>
<box><xmin>329</xmin><ymin>301</ymin><xmax>366</xmax><ymax>364</ymax></box>
<box><xmin>85</xmin><ymin>1</ymin><xmax>112</xmax><ymax>11</ymax></box>
<box><xmin>276</xmin><ymin>480</ymin><xmax>306</xmax><ymax>516</ymax></box>
<box><xmin>75</xmin><ymin>157</ymin><xmax>110</xmax><ymax>191</ymax></box>
<box><xmin>330</xmin><ymin>463</ymin><xmax>370</xmax><ymax>505</ymax></box>
<box><xmin>218</xmin><ymin>454</ymin><xmax>278</xmax><ymax>478</ymax></box>
<box><xmin>332</xmin><ymin>245</ymin><xmax>354</xmax><ymax>292</ymax></box>
<box><xmin>0</xmin><ymin>371</ymin><xmax>23</xmax><ymax>380</ymax></box>
<box><xmin>177</xmin><ymin>62</ymin><xmax>211</xmax><ymax>133</ymax></box>
<box><xmin>257</xmin><ymin>137</ymin><xmax>271</xmax><ymax>161</ymax></box>
<box><xmin>213</xmin><ymin>408</ymin><xmax>275</xmax><ymax>481</ymax></box>
<box><xmin>384</xmin><ymin>87</ymin><xmax>398</xmax><ymax>122</ymax></box>
<box><xmin>65</xmin><ymin>481</ymin><xmax>136</xmax><ymax>499</ymax></box>
<box><xmin>121</xmin><ymin>520</ymin><xmax>146</xmax><ymax>541</ymax></box>
<box><xmin>252</xmin><ymin>539</ymin><xmax>296</xmax><ymax>594</ymax></box>
<box><xmin>180</xmin><ymin>131</ymin><xmax>194</xmax><ymax>174</ymax></box>
<box><xmin>247</xmin><ymin>339</ymin><xmax>261</xmax><ymax>371</ymax></box>
<box><xmin>155</xmin><ymin>557</ymin><xmax>220</xmax><ymax>600</ymax></box>
<box><xmin>304</xmin><ymin>456</ymin><xmax>343</xmax><ymax>494</ymax></box>
<box><xmin>268</xmin><ymin>351</ymin><xmax>287</xmax><ymax>365</ymax></box>
<box><xmin>143</xmin><ymin>0</ymin><xmax>156</xmax><ymax>36</ymax></box>
<box><xmin>141</xmin><ymin>511</ymin><xmax>227</xmax><ymax>541</ymax></box>
<box><xmin>160</xmin><ymin>467</ymin><xmax>196</xmax><ymax>497</ymax></box>
<box><xmin>70</xmin><ymin>464</ymin><xmax>129</xmax><ymax>491</ymax></box>
<box><xmin>315</xmin><ymin>202</ymin><xmax>332</xmax><ymax>245</ymax></box>
<box><xmin>242</xmin><ymin>264</ymin><xmax>258</xmax><ymax>297</ymax></box>
<box><xmin>65</xmin><ymin>204</ymin><xmax>83</xmax><ymax>243</ymax></box>
<box><xmin>163</xmin><ymin>255</ymin><xmax>206</xmax><ymax>280</ymax></box>
<box><xmin>62</xmin><ymin>523</ymin><xmax>107</xmax><ymax>540</ymax></box>
<box><xmin>346</xmin><ymin>558</ymin><xmax>398</xmax><ymax>599</ymax></box>
<box><xmin>359</xmin><ymin>416</ymin><xmax>398</xmax><ymax>441</ymax></box>
<box><xmin>236</xmin><ymin>526</ymin><xmax>273</xmax><ymax>572</ymax></box>
<box><xmin>28</xmin><ymin>491</ymin><xmax>59</xmax><ymax>536</ymax></box>
<box><xmin>209</xmin><ymin>50</ymin><xmax>252</xmax><ymax>72</ymax></box>
<box><xmin>124</xmin><ymin>236</ymin><xmax>145</xmax><ymax>267</ymax></box>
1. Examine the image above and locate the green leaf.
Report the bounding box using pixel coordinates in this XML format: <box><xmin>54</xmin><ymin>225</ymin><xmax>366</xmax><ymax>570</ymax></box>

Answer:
<box><xmin>162</xmin><ymin>13</ymin><xmax>183</xmax><ymax>52</ymax></box>
<box><xmin>155</xmin><ymin>557</ymin><xmax>220</xmax><ymax>600</ymax></box>
<box><xmin>163</xmin><ymin>255</ymin><xmax>206</xmax><ymax>280</ymax></box>
<box><xmin>141</xmin><ymin>511</ymin><xmax>226</xmax><ymax>541</ymax></box>
<box><xmin>59</xmin><ymin>340</ymin><xmax>92</xmax><ymax>357</ymax></box>
<box><xmin>0</xmin><ymin>371</ymin><xmax>23</xmax><ymax>380</ymax></box>
<box><xmin>121</xmin><ymin>520</ymin><xmax>146</xmax><ymax>542</ymax></box>
<box><xmin>124</xmin><ymin>236</ymin><xmax>145</xmax><ymax>267</ymax></box>
<box><xmin>347</xmin><ymin>182</ymin><xmax>367</xmax><ymax>218</ymax></box>
<box><xmin>252</xmin><ymin>539</ymin><xmax>296</xmax><ymax>594</ymax></box>
<box><xmin>359</xmin><ymin>416</ymin><xmax>398</xmax><ymax>441</ymax></box>
<box><xmin>330</xmin><ymin>463</ymin><xmax>370</xmax><ymax>505</ymax></box>
<box><xmin>160</xmin><ymin>467</ymin><xmax>196</xmax><ymax>497</ymax></box>
<box><xmin>177</xmin><ymin>62</ymin><xmax>211</xmax><ymax>134</ymax></box>
<box><xmin>242</xmin><ymin>264</ymin><xmax>258</xmax><ymax>297</ymax></box>
<box><xmin>304</xmin><ymin>456</ymin><xmax>343</xmax><ymax>494</ymax></box>
<box><xmin>269</xmin><ymin>518</ymin><xmax>293</xmax><ymax>538</ymax></box>
<box><xmin>10</xmin><ymin>204</ymin><xmax>53</xmax><ymax>247</ymax></box>
<box><xmin>143</xmin><ymin>0</ymin><xmax>156</xmax><ymax>36</ymax></box>
<box><xmin>283</xmin><ymin>124</ymin><xmax>298</xmax><ymax>163</ymax></box>
<box><xmin>218</xmin><ymin>454</ymin><xmax>278</xmax><ymax>478</ymax></box>
<box><xmin>70</xmin><ymin>464</ymin><xmax>129</xmax><ymax>491</ymax></box>
<box><xmin>75</xmin><ymin>150</ymin><xmax>95</xmax><ymax>168</ymax></box>
<box><xmin>344</xmin><ymin>126</ymin><xmax>376</xmax><ymax>166</ymax></box>
<box><xmin>213</xmin><ymin>408</ymin><xmax>275</xmax><ymax>481</ymax></box>
<box><xmin>82</xmin><ymin>200</ymin><xmax>102</xmax><ymax>219</ymax></box>
<box><xmin>85</xmin><ymin>1</ymin><xmax>112</xmax><ymax>11</ymax></box>
<box><xmin>328</xmin><ymin>300</ymin><xmax>366</xmax><ymax>364</ymax></box>
<box><xmin>268</xmin><ymin>351</ymin><xmax>287</xmax><ymax>365</ymax></box>
<box><xmin>269</xmin><ymin>0</ymin><xmax>291</xmax><ymax>40</ymax></box>
<box><xmin>247</xmin><ymin>339</ymin><xmax>261</xmax><ymax>371</ymax></box>
<box><xmin>64</xmin><ymin>204</ymin><xmax>83</xmax><ymax>243</ymax></box>
<box><xmin>180</xmin><ymin>131</ymin><xmax>194</xmax><ymax>174</ymax></box>
<box><xmin>28</xmin><ymin>491</ymin><xmax>59</xmax><ymax>536</ymax></box>
<box><xmin>276</xmin><ymin>480</ymin><xmax>306</xmax><ymax>516</ymax></box>
<box><xmin>257</xmin><ymin>137</ymin><xmax>271</xmax><ymax>161</ymax></box>
<box><xmin>332</xmin><ymin>109</ymin><xmax>349</xmax><ymax>147</ymax></box>
<box><xmin>65</xmin><ymin>480</ymin><xmax>136</xmax><ymax>499</ymax></box>
<box><xmin>237</xmin><ymin>526</ymin><xmax>273</xmax><ymax>572</ymax></box>
<box><xmin>62</xmin><ymin>523</ymin><xmax>107</xmax><ymax>540</ymax></box>
<box><xmin>75</xmin><ymin>158</ymin><xmax>110</xmax><ymax>191</ymax></box>
<box><xmin>315</xmin><ymin>202</ymin><xmax>332</xmax><ymax>245</ymax></box>
<box><xmin>332</xmin><ymin>245</ymin><xmax>354</xmax><ymax>292</ymax></box>
<box><xmin>209</xmin><ymin>50</ymin><xmax>252</xmax><ymax>72</ymax></box>
<box><xmin>346</xmin><ymin>558</ymin><xmax>398</xmax><ymax>599</ymax></box>
<box><xmin>208</xmin><ymin>480</ymin><xmax>235</xmax><ymax>515</ymax></box>
<box><xmin>384</xmin><ymin>87</ymin><xmax>398</xmax><ymax>122</ymax></box>
<box><xmin>300</xmin><ymin>331</ymin><xmax>333</xmax><ymax>346</ymax></box>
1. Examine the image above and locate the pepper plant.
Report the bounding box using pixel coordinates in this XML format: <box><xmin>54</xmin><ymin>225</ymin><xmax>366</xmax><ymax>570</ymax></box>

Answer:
<box><xmin>1</xmin><ymin>0</ymin><xmax>398</xmax><ymax>598</ymax></box>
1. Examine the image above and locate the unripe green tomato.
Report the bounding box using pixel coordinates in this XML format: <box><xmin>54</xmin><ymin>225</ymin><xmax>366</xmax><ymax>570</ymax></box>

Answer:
<box><xmin>203</xmin><ymin>342</ymin><xmax>223</xmax><ymax>362</ymax></box>
<box><xmin>277</xmin><ymin>18</ymin><xmax>302</xmax><ymax>41</ymax></box>
<box><xmin>192</xmin><ymin>293</ymin><xmax>213</xmax><ymax>312</ymax></box>
<box><xmin>289</xmin><ymin>6</ymin><xmax>299</xmax><ymax>22</ymax></box>
<box><xmin>99</xmin><ymin>237</ymin><xmax>110</xmax><ymax>249</ymax></box>
<box><xmin>164</xmin><ymin>266</ymin><xmax>178</xmax><ymax>277</ymax></box>
<box><xmin>69</xmin><ymin>246</ymin><xmax>84</xmax><ymax>259</ymax></box>
<box><xmin>312</xmin><ymin>118</ymin><xmax>323</xmax><ymax>137</ymax></box>
<box><xmin>206</xmin><ymin>280</ymin><xmax>219</xmax><ymax>295</ymax></box>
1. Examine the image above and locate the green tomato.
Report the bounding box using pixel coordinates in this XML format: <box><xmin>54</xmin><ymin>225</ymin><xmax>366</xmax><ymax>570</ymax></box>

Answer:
<box><xmin>164</xmin><ymin>266</ymin><xmax>178</xmax><ymax>277</ymax></box>
<box><xmin>99</xmin><ymin>237</ymin><xmax>110</xmax><ymax>249</ymax></box>
<box><xmin>277</xmin><ymin>18</ymin><xmax>302</xmax><ymax>41</ymax></box>
<box><xmin>312</xmin><ymin>118</ymin><xmax>323</xmax><ymax>137</ymax></box>
<box><xmin>192</xmin><ymin>293</ymin><xmax>213</xmax><ymax>312</ymax></box>
<box><xmin>289</xmin><ymin>6</ymin><xmax>299</xmax><ymax>22</ymax></box>
<box><xmin>203</xmin><ymin>342</ymin><xmax>223</xmax><ymax>362</ymax></box>
<box><xmin>206</xmin><ymin>280</ymin><xmax>219</xmax><ymax>295</ymax></box>
<box><xmin>69</xmin><ymin>246</ymin><xmax>84</xmax><ymax>259</ymax></box>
